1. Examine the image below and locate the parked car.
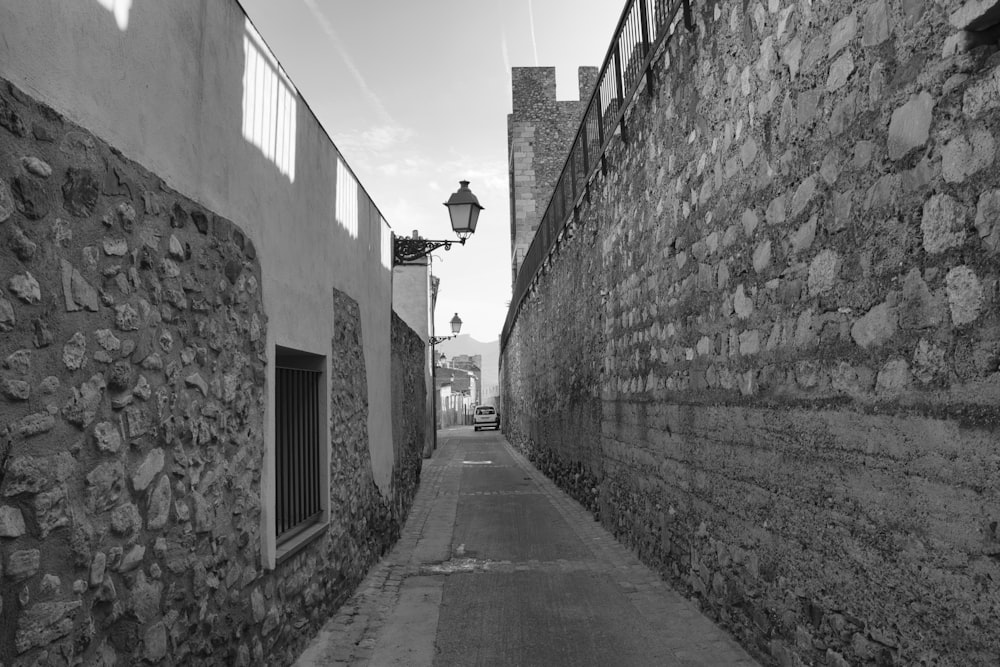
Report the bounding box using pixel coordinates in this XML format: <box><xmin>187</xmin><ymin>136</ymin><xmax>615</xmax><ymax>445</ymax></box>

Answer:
<box><xmin>473</xmin><ymin>405</ymin><xmax>500</xmax><ymax>431</ymax></box>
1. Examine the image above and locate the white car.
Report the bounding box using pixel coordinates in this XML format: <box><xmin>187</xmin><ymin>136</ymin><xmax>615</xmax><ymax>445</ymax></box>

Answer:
<box><xmin>473</xmin><ymin>406</ymin><xmax>500</xmax><ymax>431</ymax></box>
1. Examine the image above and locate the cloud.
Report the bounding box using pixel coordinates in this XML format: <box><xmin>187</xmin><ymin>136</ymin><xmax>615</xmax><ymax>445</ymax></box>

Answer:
<box><xmin>300</xmin><ymin>0</ymin><xmax>394</xmax><ymax>126</ymax></box>
<box><xmin>527</xmin><ymin>0</ymin><xmax>539</xmax><ymax>65</ymax></box>
<box><xmin>336</xmin><ymin>125</ymin><xmax>415</xmax><ymax>153</ymax></box>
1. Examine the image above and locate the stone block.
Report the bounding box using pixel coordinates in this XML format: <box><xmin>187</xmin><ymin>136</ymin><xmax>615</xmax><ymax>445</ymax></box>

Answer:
<box><xmin>9</xmin><ymin>225</ymin><xmax>36</xmax><ymax>261</ymax></box>
<box><xmin>829</xmin><ymin>13</ymin><xmax>857</xmax><ymax>58</ymax></box>
<box><xmin>820</xmin><ymin>150</ymin><xmax>842</xmax><ymax>186</ymax></box>
<box><xmin>9</xmin><ymin>272</ymin><xmax>40</xmax><ymax>304</ymax></box>
<box><xmin>876</xmin><ymin>359</ymin><xmax>912</xmax><ymax>395</ymax></box>
<box><xmin>942</xmin><ymin>129</ymin><xmax>995</xmax><ymax>183</ymax></box>
<box><xmin>975</xmin><ymin>189</ymin><xmax>1000</xmax><ymax>252</ymax></box>
<box><xmin>766</xmin><ymin>195</ymin><xmax>786</xmax><ymax>226</ymax></box>
<box><xmin>133</xmin><ymin>448</ymin><xmax>165</xmax><ymax>492</ymax></box>
<box><xmin>921</xmin><ymin>194</ymin><xmax>966</xmax><ymax>254</ymax></box>
<box><xmin>791</xmin><ymin>178</ymin><xmax>817</xmax><ymax>218</ymax></box>
<box><xmin>963</xmin><ymin>66</ymin><xmax>1000</xmax><ymax>119</ymax></box>
<box><xmin>147</xmin><ymin>475</ymin><xmax>172</xmax><ymax>530</ymax></box>
<box><xmin>2</xmin><ymin>377</ymin><xmax>29</xmax><ymax>400</ymax></box>
<box><xmin>11</xmin><ymin>175</ymin><xmax>49</xmax><ymax>220</ymax></box>
<box><xmin>0</xmin><ymin>177</ymin><xmax>14</xmax><ymax>222</ymax></box>
<box><xmin>782</xmin><ymin>38</ymin><xmax>802</xmax><ymax>80</ymax></box>
<box><xmin>734</xmin><ymin>285</ymin><xmax>754</xmax><ymax>319</ymax></box>
<box><xmin>739</xmin><ymin>330</ymin><xmax>761</xmax><ymax>356</ymax></box>
<box><xmin>62</xmin><ymin>375</ymin><xmax>105</xmax><ymax>428</ymax></box>
<box><xmin>912</xmin><ymin>339</ymin><xmax>948</xmax><ymax>383</ymax></box>
<box><xmin>62</xmin><ymin>168</ymin><xmax>100</xmax><ymax>217</ymax></box>
<box><xmin>753</xmin><ymin>240</ymin><xmax>772</xmax><ymax>274</ymax></box>
<box><xmin>6</xmin><ymin>549</ymin><xmax>40</xmax><ymax>580</ymax></box>
<box><xmin>789</xmin><ymin>216</ymin><xmax>817</xmax><ymax>255</ymax></box>
<box><xmin>900</xmin><ymin>269</ymin><xmax>944</xmax><ymax>330</ymax></box>
<box><xmin>797</xmin><ymin>89</ymin><xmax>821</xmax><ymax>128</ymax></box>
<box><xmin>89</xmin><ymin>552</ymin><xmax>106</xmax><ymax>587</ymax></box>
<box><xmin>16</xmin><ymin>412</ymin><xmax>55</xmax><ymax>437</ymax></box>
<box><xmin>863</xmin><ymin>1</ymin><xmax>890</xmax><ymax>46</ymax></box>
<box><xmin>851</xmin><ymin>302</ymin><xmax>897</xmax><ymax>348</ymax></box>
<box><xmin>888</xmin><ymin>92</ymin><xmax>934</xmax><ymax>160</ymax></box>
<box><xmin>85</xmin><ymin>461</ymin><xmax>126</xmax><ymax>513</ymax></box>
<box><xmin>0</xmin><ymin>506</ymin><xmax>26</xmax><ymax>537</ymax></box>
<box><xmin>945</xmin><ymin>266</ymin><xmax>984</xmax><ymax>325</ymax></box>
<box><xmin>827</xmin><ymin>52</ymin><xmax>855</xmax><ymax>92</ymax></box>
<box><xmin>807</xmin><ymin>250</ymin><xmax>840</xmax><ymax>296</ymax></box>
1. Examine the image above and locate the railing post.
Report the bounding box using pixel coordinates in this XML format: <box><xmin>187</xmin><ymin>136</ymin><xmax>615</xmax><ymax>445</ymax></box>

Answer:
<box><xmin>569</xmin><ymin>142</ymin><xmax>578</xmax><ymax>212</ymax></box>
<box><xmin>639</xmin><ymin>0</ymin><xmax>654</xmax><ymax>97</ymax></box>
<box><xmin>613</xmin><ymin>41</ymin><xmax>628</xmax><ymax>144</ymax></box>
<box><xmin>596</xmin><ymin>86</ymin><xmax>608</xmax><ymax>176</ymax></box>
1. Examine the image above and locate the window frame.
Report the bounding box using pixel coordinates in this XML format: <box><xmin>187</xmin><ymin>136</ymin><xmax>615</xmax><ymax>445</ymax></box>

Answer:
<box><xmin>271</xmin><ymin>346</ymin><xmax>329</xmax><ymax>565</ymax></box>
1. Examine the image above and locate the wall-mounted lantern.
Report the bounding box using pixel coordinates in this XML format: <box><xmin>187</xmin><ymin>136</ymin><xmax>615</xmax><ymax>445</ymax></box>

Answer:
<box><xmin>393</xmin><ymin>181</ymin><xmax>484</xmax><ymax>265</ymax></box>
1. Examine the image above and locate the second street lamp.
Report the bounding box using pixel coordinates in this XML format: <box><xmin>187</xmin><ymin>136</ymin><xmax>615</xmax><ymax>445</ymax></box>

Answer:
<box><xmin>392</xmin><ymin>181</ymin><xmax>484</xmax><ymax>265</ymax></box>
<box><xmin>430</xmin><ymin>313</ymin><xmax>462</xmax><ymax>345</ymax></box>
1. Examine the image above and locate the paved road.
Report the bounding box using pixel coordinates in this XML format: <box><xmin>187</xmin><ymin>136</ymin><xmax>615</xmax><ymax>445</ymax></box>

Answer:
<box><xmin>295</xmin><ymin>427</ymin><xmax>758</xmax><ymax>666</ymax></box>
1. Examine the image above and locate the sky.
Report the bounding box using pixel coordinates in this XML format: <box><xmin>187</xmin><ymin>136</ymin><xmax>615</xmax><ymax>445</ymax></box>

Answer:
<box><xmin>238</xmin><ymin>0</ymin><xmax>624</xmax><ymax>342</ymax></box>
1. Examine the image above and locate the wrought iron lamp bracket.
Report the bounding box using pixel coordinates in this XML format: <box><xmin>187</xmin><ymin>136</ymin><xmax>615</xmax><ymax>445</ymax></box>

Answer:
<box><xmin>393</xmin><ymin>236</ymin><xmax>466</xmax><ymax>265</ymax></box>
<box><xmin>429</xmin><ymin>335</ymin><xmax>456</xmax><ymax>345</ymax></box>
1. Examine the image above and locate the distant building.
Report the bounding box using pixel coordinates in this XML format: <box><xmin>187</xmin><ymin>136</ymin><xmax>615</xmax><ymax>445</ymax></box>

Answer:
<box><xmin>449</xmin><ymin>354</ymin><xmax>482</xmax><ymax>403</ymax></box>
<box><xmin>435</xmin><ymin>365</ymin><xmax>477</xmax><ymax>426</ymax></box>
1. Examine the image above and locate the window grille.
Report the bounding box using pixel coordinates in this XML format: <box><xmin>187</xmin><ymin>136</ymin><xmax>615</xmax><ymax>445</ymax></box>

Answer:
<box><xmin>275</xmin><ymin>365</ymin><xmax>322</xmax><ymax>541</ymax></box>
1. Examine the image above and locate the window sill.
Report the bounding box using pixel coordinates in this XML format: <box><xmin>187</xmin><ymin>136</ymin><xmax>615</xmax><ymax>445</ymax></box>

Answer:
<box><xmin>274</xmin><ymin>519</ymin><xmax>327</xmax><ymax>567</ymax></box>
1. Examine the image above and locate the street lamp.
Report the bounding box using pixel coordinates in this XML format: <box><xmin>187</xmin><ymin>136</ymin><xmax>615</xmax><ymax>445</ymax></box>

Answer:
<box><xmin>430</xmin><ymin>313</ymin><xmax>462</xmax><ymax>345</ymax></box>
<box><xmin>429</xmin><ymin>313</ymin><xmax>463</xmax><ymax>456</ymax></box>
<box><xmin>393</xmin><ymin>181</ymin><xmax>484</xmax><ymax>265</ymax></box>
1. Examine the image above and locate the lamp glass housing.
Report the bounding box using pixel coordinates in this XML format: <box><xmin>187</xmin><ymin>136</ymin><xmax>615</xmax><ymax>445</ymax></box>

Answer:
<box><xmin>444</xmin><ymin>180</ymin><xmax>484</xmax><ymax>240</ymax></box>
<box><xmin>449</xmin><ymin>313</ymin><xmax>463</xmax><ymax>335</ymax></box>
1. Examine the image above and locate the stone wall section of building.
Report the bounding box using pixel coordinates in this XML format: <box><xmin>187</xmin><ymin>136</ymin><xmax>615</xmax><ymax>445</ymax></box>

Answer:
<box><xmin>390</xmin><ymin>311</ymin><xmax>425</xmax><ymax>518</ymax></box>
<box><xmin>502</xmin><ymin>1</ymin><xmax>1000</xmax><ymax>664</ymax></box>
<box><xmin>508</xmin><ymin>66</ymin><xmax>599</xmax><ymax>284</ymax></box>
<box><xmin>0</xmin><ymin>80</ymin><xmax>425</xmax><ymax>665</ymax></box>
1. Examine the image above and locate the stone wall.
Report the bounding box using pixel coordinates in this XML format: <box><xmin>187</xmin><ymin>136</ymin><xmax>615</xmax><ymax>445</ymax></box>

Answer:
<box><xmin>0</xmin><ymin>76</ymin><xmax>266</xmax><ymax>664</ymax></box>
<box><xmin>0</xmin><ymin>80</ymin><xmax>424</xmax><ymax>665</ymax></box>
<box><xmin>502</xmin><ymin>1</ymin><xmax>1000</xmax><ymax>664</ymax></box>
<box><xmin>390</xmin><ymin>311</ymin><xmax>425</xmax><ymax>518</ymax></box>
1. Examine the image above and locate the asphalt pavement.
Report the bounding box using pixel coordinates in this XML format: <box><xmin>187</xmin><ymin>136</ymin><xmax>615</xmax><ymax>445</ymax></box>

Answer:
<box><xmin>294</xmin><ymin>427</ymin><xmax>758</xmax><ymax>666</ymax></box>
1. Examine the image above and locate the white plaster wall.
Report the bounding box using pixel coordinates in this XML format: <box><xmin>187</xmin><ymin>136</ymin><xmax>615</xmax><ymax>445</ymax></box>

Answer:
<box><xmin>0</xmin><ymin>0</ymin><xmax>396</xmax><ymax>565</ymax></box>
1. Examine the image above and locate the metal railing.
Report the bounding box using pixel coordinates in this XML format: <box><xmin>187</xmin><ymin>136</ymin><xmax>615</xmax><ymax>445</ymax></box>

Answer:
<box><xmin>501</xmin><ymin>0</ymin><xmax>693</xmax><ymax>351</ymax></box>
<box><xmin>275</xmin><ymin>366</ymin><xmax>323</xmax><ymax>541</ymax></box>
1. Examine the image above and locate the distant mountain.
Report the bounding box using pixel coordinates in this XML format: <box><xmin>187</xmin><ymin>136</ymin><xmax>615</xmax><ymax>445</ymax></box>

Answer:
<box><xmin>436</xmin><ymin>335</ymin><xmax>500</xmax><ymax>402</ymax></box>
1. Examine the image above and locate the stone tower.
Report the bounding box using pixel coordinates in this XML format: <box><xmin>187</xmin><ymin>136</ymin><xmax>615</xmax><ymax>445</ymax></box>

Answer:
<box><xmin>508</xmin><ymin>66</ymin><xmax>598</xmax><ymax>286</ymax></box>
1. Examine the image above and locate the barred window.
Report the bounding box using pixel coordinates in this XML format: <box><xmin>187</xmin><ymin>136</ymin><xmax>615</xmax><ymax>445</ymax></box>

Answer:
<box><xmin>275</xmin><ymin>348</ymin><xmax>324</xmax><ymax>543</ymax></box>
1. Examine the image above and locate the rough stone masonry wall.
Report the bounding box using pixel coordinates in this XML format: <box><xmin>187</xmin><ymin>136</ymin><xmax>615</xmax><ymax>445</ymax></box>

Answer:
<box><xmin>390</xmin><ymin>311</ymin><xmax>425</xmax><ymax>519</ymax></box>
<box><xmin>502</xmin><ymin>1</ymin><xmax>1000</xmax><ymax>665</ymax></box>
<box><xmin>0</xmin><ymin>80</ymin><xmax>424</xmax><ymax>665</ymax></box>
<box><xmin>0</xmin><ymin>77</ymin><xmax>267</xmax><ymax>665</ymax></box>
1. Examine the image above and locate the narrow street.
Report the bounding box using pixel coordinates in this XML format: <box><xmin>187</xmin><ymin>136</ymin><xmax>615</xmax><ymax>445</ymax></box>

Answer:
<box><xmin>295</xmin><ymin>428</ymin><xmax>757</xmax><ymax>666</ymax></box>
